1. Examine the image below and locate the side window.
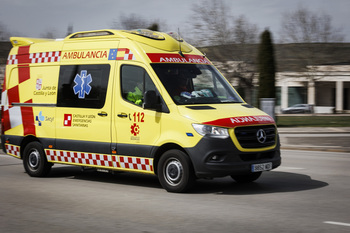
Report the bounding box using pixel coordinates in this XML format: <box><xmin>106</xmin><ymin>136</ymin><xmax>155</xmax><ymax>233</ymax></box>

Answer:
<box><xmin>57</xmin><ymin>64</ymin><xmax>110</xmax><ymax>108</ymax></box>
<box><xmin>121</xmin><ymin>65</ymin><xmax>156</xmax><ymax>106</ymax></box>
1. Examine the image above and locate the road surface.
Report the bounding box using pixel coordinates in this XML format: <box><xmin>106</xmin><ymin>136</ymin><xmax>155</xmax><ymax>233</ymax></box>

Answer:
<box><xmin>0</xmin><ymin>150</ymin><xmax>349</xmax><ymax>233</ymax></box>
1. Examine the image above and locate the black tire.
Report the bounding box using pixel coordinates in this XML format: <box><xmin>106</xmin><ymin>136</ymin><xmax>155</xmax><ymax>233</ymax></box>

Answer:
<box><xmin>231</xmin><ymin>172</ymin><xmax>262</xmax><ymax>183</ymax></box>
<box><xmin>157</xmin><ymin>149</ymin><xmax>195</xmax><ymax>193</ymax></box>
<box><xmin>23</xmin><ymin>142</ymin><xmax>52</xmax><ymax>177</ymax></box>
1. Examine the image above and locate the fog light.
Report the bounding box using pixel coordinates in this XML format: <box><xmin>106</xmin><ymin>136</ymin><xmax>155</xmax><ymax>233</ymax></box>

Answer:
<box><xmin>209</xmin><ymin>155</ymin><xmax>222</xmax><ymax>162</ymax></box>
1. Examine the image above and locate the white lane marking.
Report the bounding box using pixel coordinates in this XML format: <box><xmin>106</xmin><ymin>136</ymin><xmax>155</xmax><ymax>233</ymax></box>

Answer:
<box><xmin>324</xmin><ymin>221</ymin><xmax>350</xmax><ymax>227</ymax></box>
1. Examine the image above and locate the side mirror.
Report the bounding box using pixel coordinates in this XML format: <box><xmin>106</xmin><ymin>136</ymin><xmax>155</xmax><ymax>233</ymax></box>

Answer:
<box><xmin>143</xmin><ymin>90</ymin><xmax>159</xmax><ymax>110</ymax></box>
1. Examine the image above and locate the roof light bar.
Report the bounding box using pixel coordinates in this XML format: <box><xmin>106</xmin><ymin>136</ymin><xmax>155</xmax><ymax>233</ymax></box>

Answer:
<box><xmin>70</xmin><ymin>31</ymin><xmax>114</xmax><ymax>39</ymax></box>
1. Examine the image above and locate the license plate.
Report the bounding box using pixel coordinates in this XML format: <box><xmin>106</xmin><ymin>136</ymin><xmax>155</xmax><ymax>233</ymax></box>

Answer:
<box><xmin>251</xmin><ymin>162</ymin><xmax>272</xmax><ymax>172</ymax></box>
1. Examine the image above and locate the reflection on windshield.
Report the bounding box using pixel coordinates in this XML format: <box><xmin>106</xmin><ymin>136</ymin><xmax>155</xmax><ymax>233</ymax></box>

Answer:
<box><xmin>151</xmin><ymin>64</ymin><xmax>243</xmax><ymax>105</ymax></box>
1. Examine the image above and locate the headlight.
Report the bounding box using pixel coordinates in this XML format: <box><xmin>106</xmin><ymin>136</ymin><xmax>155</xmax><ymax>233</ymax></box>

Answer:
<box><xmin>192</xmin><ymin>124</ymin><xmax>229</xmax><ymax>139</ymax></box>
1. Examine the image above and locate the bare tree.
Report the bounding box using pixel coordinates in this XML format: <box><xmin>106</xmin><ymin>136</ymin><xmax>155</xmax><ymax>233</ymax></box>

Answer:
<box><xmin>111</xmin><ymin>14</ymin><xmax>167</xmax><ymax>31</ymax></box>
<box><xmin>233</xmin><ymin>15</ymin><xmax>259</xmax><ymax>44</ymax></box>
<box><xmin>112</xmin><ymin>14</ymin><xmax>149</xmax><ymax>30</ymax></box>
<box><xmin>280</xmin><ymin>6</ymin><xmax>344</xmax><ymax>43</ymax></box>
<box><xmin>189</xmin><ymin>0</ymin><xmax>233</xmax><ymax>46</ymax></box>
<box><xmin>40</xmin><ymin>30</ymin><xmax>57</xmax><ymax>39</ymax></box>
<box><xmin>0</xmin><ymin>22</ymin><xmax>10</xmax><ymax>41</ymax></box>
<box><xmin>279</xmin><ymin>6</ymin><xmax>345</xmax><ymax>106</ymax></box>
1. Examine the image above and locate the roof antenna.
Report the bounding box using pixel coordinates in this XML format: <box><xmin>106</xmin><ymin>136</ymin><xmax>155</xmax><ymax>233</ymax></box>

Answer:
<box><xmin>177</xmin><ymin>28</ymin><xmax>185</xmax><ymax>57</ymax></box>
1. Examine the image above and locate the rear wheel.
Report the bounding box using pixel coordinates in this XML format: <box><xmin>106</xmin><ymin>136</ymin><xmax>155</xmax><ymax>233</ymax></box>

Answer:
<box><xmin>231</xmin><ymin>172</ymin><xmax>262</xmax><ymax>183</ymax></box>
<box><xmin>23</xmin><ymin>142</ymin><xmax>52</xmax><ymax>177</ymax></box>
<box><xmin>157</xmin><ymin>149</ymin><xmax>195</xmax><ymax>193</ymax></box>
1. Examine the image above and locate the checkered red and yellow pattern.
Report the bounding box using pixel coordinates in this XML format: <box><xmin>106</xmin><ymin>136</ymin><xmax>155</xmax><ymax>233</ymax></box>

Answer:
<box><xmin>45</xmin><ymin>149</ymin><xmax>154</xmax><ymax>174</ymax></box>
<box><xmin>5</xmin><ymin>144</ymin><xmax>21</xmax><ymax>158</ymax></box>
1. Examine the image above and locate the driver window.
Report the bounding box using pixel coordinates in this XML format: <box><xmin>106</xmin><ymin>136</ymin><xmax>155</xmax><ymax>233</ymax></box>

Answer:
<box><xmin>121</xmin><ymin>65</ymin><xmax>157</xmax><ymax>106</ymax></box>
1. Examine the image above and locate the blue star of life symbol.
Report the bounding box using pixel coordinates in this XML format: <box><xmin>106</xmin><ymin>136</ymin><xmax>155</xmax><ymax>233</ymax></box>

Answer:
<box><xmin>73</xmin><ymin>70</ymin><xmax>92</xmax><ymax>99</ymax></box>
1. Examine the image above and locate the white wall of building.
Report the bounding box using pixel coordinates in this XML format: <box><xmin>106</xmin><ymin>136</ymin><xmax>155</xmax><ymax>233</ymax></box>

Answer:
<box><xmin>276</xmin><ymin>65</ymin><xmax>350</xmax><ymax>113</ymax></box>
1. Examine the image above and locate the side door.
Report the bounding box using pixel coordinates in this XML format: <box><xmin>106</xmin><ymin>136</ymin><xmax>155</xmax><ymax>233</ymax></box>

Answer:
<box><xmin>55</xmin><ymin>64</ymin><xmax>112</xmax><ymax>154</ymax></box>
<box><xmin>113</xmin><ymin>63</ymin><xmax>162</xmax><ymax>158</ymax></box>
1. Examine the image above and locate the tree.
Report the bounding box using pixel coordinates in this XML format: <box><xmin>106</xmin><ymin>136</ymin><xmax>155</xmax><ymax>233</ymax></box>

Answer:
<box><xmin>233</xmin><ymin>15</ymin><xmax>259</xmax><ymax>44</ymax></box>
<box><xmin>0</xmin><ymin>22</ymin><xmax>10</xmax><ymax>41</ymax></box>
<box><xmin>279</xmin><ymin>6</ymin><xmax>345</xmax><ymax>68</ymax></box>
<box><xmin>66</xmin><ymin>24</ymin><xmax>73</xmax><ymax>36</ymax></box>
<box><xmin>257</xmin><ymin>30</ymin><xmax>276</xmax><ymax>103</ymax></box>
<box><xmin>112</xmin><ymin>14</ymin><xmax>149</xmax><ymax>30</ymax></box>
<box><xmin>188</xmin><ymin>0</ymin><xmax>259</xmax><ymax>104</ymax></box>
<box><xmin>148</xmin><ymin>23</ymin><xmax>159</xmax><ymax>31</ymax></box>
<box><xmin>280</xmin><ymin>6</ymin><xmax>344</xmax><ymax>43</ymax></box>
<box><xmin>40</xmin><ymin>29</ymin><xmax>57</xmax><ymax>39</ymax></box>
<box><xmin>189</xmin><ymin>0</ymin><xmax>233</xmax><ymax>46</ymax></box>
<box><xmin>111</xmin><ymin>14</ymin><xmax>167</xmax><ymax>31</ymax></box>
<box><xmin>279</xmin><ymin>6</ymin><xmax>345</xmax><ymax>106</ymax></box>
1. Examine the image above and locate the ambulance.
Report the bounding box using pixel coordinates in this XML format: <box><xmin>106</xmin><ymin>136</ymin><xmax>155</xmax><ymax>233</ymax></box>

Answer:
<box><xmin>1</xmin><ymin>29</ymin><xmax>281</xmax><ymax>192</ymax></box>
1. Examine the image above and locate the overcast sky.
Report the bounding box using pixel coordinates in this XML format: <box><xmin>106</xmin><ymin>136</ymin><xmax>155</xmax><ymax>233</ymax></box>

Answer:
<box><xmin>1</xmin><ymin>0</ymin><xmax>349</xmax><ymax>42</ymax></box>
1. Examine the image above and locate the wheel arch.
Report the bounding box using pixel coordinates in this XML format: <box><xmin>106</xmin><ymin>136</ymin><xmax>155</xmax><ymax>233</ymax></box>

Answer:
<box><xmin>153</xmin><ymin>143</ymin><xmax>189</xmax><ymax>176</ymax></box>
<box><xmin>20</xmin><ymin>135</ymin><xmax>41</xmax><ymax>159</ymax></box>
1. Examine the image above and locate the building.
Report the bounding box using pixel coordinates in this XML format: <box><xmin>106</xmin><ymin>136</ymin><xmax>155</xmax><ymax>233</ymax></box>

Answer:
<box><xmin>202</xmin><ymin>43</ymin><xmax>350</xmax><ymax>113</ymax></box>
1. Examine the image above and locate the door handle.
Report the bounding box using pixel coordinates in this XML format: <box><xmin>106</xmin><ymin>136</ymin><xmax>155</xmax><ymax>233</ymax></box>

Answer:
<box><xmin>117</xmin><ymin>113</ymin><xmax>128</xmax><ymax>118</ymax></box>
<box><xmin>98</xmin><ymin>111</ymin><xmax>108</xmax><ymax>117</ymax></box>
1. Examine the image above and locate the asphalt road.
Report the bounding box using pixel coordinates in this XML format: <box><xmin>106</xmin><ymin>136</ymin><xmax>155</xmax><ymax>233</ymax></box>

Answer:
<box><xmin>0</xmin><ymin>150</ymin><xmax>349</xmax><ymax>233</ymax></box>
<box><xmin>279</xmin><ymin>127</ymin><xmax>350</xmax><ymax>152</ymax></box>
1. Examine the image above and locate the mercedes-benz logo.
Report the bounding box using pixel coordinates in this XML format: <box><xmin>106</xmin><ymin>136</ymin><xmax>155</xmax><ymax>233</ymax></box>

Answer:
<box><xmin>256</xmin><ymin>129</ymin><xmax>267</xmax><ymax>144</ymax></box>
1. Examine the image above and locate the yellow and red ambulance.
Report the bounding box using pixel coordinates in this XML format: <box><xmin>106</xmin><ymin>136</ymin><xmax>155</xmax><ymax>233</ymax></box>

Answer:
<box><xmin>1</xmin><ymin>29</ymin><xmax>280</xmax><ymax>192</ymax></box>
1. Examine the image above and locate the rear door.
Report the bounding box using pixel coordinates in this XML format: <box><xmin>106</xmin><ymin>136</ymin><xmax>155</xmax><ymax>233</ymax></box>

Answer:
<box><xmin>55</xmin><ymin>64</ymin><xmax>113</xmax><ymax>154</ymax></box>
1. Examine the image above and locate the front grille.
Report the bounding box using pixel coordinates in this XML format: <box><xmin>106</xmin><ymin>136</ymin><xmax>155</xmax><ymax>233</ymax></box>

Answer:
<box><xmin>234</xmin><ymin>125</ymin><xmax>276</xmax><ymax>149</ymax></box>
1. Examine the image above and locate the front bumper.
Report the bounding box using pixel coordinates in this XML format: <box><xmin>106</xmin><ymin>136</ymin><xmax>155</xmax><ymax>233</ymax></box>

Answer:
<box><xmin>185</xmin><ymin>135</ymin><xmax>281</xmax><ymax>178</ymax></box>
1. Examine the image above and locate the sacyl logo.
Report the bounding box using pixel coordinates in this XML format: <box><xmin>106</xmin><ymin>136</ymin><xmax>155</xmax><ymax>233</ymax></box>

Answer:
<box><xmin>36</xmin><ymin>111</ymin><xmax>45</xmax><ymax>126</ymax></box>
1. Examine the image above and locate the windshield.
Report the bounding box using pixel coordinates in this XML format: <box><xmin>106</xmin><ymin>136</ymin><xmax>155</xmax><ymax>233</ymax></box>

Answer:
<box><xmin>151</xmin><ymin>64</ymin><xmax>243</xmax><ymax>105</ymax></box>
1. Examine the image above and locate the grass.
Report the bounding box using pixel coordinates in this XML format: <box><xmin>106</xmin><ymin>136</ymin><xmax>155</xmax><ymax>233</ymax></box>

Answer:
<box><xmin>276</xmin><ymin>115</ymin><xmax>350</xmax><ymax>127</ymax></box>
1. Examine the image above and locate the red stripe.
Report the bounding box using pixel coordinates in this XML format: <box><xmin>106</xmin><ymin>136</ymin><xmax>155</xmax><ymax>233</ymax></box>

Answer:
<box><xmin>147</xmin><ymin>53</ymin><xmax>211</xmax><ymax>64</ymax></box>
<box><xmin>7</xmin><ymin>85</ymin><xmax>20</xmax><ymax>104</ymax></box>
<box><xmin>17</xmin><ymin>46</ymin><xmax>31</xmax><ymax>64</ymax></box>
<box><xmin>203</xmin><ymin>115</ymin><xmax>275</xmax><ymax>128</ymax></box>
<box><xmin>2</xmin><ymin>110</ymin><xmax>11</xmax><ymax>131</ymax></box>
<box><xmin>18</xmin><ymin>65</ymin><xmax>30</xmax><ymax>84</ymax></box>
<box><xmin>21</xmin><ymin>99</ymin><xmax>35</xmax><ymax>135</ymax></box>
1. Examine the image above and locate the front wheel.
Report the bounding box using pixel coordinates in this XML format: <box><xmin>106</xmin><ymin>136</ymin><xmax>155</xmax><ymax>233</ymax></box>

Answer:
<box><xmin>23</xmin><ymin>142</ymin><xmax>52</xmax><ymax>177</ymax></box>
<box><xmin>231</xmin><ymin>172</ymin><xmax>262</xmax><ymax>183</ymax></box>
<box><xmin>157</xmin><ymin>149</ymin><xmax>195</xmax><ymax>193</ymax></box>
